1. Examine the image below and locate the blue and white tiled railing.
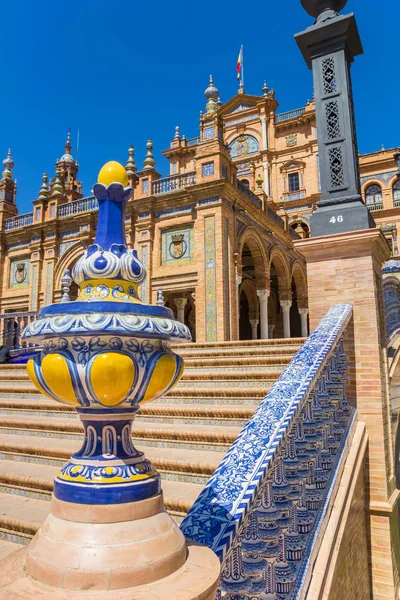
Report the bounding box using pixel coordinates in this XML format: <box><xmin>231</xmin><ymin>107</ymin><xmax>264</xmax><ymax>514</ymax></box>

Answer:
<box><xmin>180</xmin><ymin>304</ymin><xmax>355</xmax><ymax>599</ymax></box>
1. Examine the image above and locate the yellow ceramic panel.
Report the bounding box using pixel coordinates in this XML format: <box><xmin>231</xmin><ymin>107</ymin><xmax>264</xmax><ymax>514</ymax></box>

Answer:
<box><xmin>90</xmin><ymin>352</ymin><xmax>135</xmax><ymax>407</ymax></box>
<box><xmin>142</xmin><ymin>354</ymin><xmax>178</xmax><ymax>404</ymax></box>
<box><xmin>97</xmin><ymin>161</ymin><xmax>128</xmax><ymax>187</ymax></box>
<box><xmin>41</xmin><ymin>354</ymin><xmax>80</xmax><ymax>406</ymax></box>
<box><xmin>26</xmin><ymin>359</ymin><xmax>56</xmax><ymax>401</ymax></box>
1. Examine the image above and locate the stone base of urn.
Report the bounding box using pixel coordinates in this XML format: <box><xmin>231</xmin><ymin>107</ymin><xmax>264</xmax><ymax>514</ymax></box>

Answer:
<box><xmin>0</xmin><ymin>493</ymin><xmax>220</xmax><ymax>599</ymax></box>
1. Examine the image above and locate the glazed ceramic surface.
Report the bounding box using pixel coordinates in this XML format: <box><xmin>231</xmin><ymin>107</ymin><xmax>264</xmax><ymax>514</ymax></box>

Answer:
<box><xmin>22</xmin><ymin>163</ymin><xmax>191</xmax><ymax>505</ymax></box>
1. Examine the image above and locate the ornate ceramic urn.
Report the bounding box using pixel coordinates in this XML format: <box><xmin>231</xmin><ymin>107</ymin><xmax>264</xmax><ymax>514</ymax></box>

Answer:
<box><xmin>8</xmin><ymin>162</ymin><xmax>220</xmax><ymax>598</ymax></box>
<box><xmin>23</xmin><ymin>160</ymin><xmax>190</xmax><ymax>506</ymax></box>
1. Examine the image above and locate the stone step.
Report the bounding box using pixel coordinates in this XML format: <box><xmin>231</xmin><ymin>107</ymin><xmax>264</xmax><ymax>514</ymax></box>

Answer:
<box><xmin>0</xmin><ymin>431</ymin><xmax>228</xmax><ymax>479</ymax></box>
<box><xmin>180</xmin><ymin>370</ymin><xmax>283</xmax><ymax>381</ymax></box>
<box><xmin>166</xmin><ymin>385</ymin><xmax>268</xmax><ymax>398</ymax></box>
<box><xmin>0</xmin><ymin>459</ymin><xmax>203</xmax><ymax>516</ymax></box>
<box><xmin>175</xmin><ymin>346</ymin><xmax>303</xmax><ymax>359</ymax></box>
<box><xmin>173</xmin><ymin>338</ymin><xmax>306</xmax><ymax>350</ymax></box>
<box><xmin>0</xmin><ymin>539</ymin><xmax>22</xmax><ymax>559</ymax></box>
<box><xmin>0</xmin><ymin>400</ymin><xmax>253</xmax><ymax>428</ymax></box>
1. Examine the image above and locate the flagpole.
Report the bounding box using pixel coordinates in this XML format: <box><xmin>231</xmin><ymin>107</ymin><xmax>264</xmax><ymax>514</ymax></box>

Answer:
<box><xmin>241</xmin><ymin>45</ymin><xmax>244</xmax><ymax>90</ymax></box>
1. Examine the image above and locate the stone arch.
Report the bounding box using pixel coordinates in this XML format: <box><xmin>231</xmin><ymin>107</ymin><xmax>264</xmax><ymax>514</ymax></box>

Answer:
<box><xmin>54</xmin><ymin>241</ymin><xmax>85</xmax><ymax>290</ymax></box>
<box><xmin>237</xmin><ymin>228</ymin><xmax>269</xmax><ymax>289</ymax></box>
<box><xmin>291</xmin><ymin>261</ymin><xmax>308</xmax><ymax>309</ymax></box>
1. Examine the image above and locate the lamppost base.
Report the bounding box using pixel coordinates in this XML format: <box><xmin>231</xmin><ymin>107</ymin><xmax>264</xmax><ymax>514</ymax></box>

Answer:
<box><xmin>310</xmin><ymin>199</ymin><xmax>375</xmax><ymax>237</ymax></box>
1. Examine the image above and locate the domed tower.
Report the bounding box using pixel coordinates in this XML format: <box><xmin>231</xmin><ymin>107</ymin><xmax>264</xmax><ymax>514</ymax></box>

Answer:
<box><xmin>55</xmin><ymin>130</ymin><xmax>82</xmax><ymax>201</ymax></box>
<box><xmin>0</xmin><ymin>149</ymin><xmax>18</xmax><ymax>229</ymax></box>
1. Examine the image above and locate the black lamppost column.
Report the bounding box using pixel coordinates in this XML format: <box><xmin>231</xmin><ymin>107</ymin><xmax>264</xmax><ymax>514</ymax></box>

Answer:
<box><xmin>295</xmin><ymin>0</ymin><xmax>375</xmax><ymax>236</ymax></box>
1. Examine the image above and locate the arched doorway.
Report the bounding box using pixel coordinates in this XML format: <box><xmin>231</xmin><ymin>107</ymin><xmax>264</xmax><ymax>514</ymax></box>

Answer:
<box><xmin>238</xmin><ymin>238</ymin><xmax>266</xmax><ymax>341</ymax></box>
<box><xmin>239</xmin><ymin>290</ymin><xmax>252</xmax><ymax>340</ymax></box>
<box><xmin>290</xmin><ymin>278</ymin><xmax>302</xmax><ymax>337</ymax></box>
<box><xmin>269</xmin><ymin>250</ymin><xmax>291</xmax><ymax>338</ymax></box>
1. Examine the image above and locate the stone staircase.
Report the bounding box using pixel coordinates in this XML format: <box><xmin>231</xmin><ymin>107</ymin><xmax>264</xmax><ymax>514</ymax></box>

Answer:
<box><xmin>0</xmin><ymin>337</ymin><xmax>305</xmax><ymax>554</ymax></box>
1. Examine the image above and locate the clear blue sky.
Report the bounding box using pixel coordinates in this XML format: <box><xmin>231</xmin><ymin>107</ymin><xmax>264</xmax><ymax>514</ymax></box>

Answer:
<box><xmin>0</xmin><ymin>0</ymin><xmax>398</xmax><ymax>213</ymax></box>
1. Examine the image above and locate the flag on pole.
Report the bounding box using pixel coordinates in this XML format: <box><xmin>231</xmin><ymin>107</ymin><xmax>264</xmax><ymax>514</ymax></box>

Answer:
<box><xmin>236</xmin><ymin>46</ymin><xmax>243</xmax><ymax>81</ymax></box>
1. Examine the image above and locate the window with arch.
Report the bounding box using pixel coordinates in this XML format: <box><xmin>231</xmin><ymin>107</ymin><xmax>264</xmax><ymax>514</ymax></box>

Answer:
<box><xmin>365</xmin><ymin>184</ymin><xmax>383</xmax><ymax>208</ymax></box>
<box><xmin>393</xmin><ymin>180</ymin><xmax>400</xmax><ymax>206</ymax></box>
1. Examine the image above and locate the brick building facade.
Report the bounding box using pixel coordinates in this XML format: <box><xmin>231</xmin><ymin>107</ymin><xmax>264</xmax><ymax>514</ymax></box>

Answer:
<box><xmin>0</xmin><ymin>77</ymin><xmax>399</xmax><ymax>345</ymax></box>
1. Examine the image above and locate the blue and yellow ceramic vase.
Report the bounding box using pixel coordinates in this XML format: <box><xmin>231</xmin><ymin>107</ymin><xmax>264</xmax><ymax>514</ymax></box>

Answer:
<box><xmin>22</xmin><ymin>161</ymin><xmax>191</xmax><ymax>506</ymax></box>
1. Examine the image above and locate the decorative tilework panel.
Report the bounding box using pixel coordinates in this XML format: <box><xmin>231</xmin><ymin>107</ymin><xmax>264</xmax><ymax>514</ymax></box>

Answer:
<box><xmin>50</xmin><ymin>203</ymin><xmax>56</xmax><ymax>218</ymax></box>
<box><xmin>46</xmin><ymin>262</ymin><xmax>53</xmax><ymax>305</ymax></box>
<box><xmin>140</xmin><ymin>245</ymin><xmax>148</xmax><ymax>302</ymax></box>
<box><xmin>10</xmin><ymin>258</ymin><xmax>30</xmax><ymax>287</ymax></box>
<box><xmin>142</xmin><ymin>179</ymin><xmax>149</xmax><ymax>194</ymax></box>
<box><xmin>155</xmin><ymin>205</ymin><xmax>195</xmax><ymax>219</ymax></box>
<box><xmin>59</xmin><ymin>240</ymin><xmax>77</xmax><ymax>257</ymax></box>
<box><xmin>229</xmin><ymin>135</ymin><xmax>259</xmax><ymax>158</ymax></box>
<box><xmin>31</xmin><ymin>265</ymin><xmax>38</xmax><ymax>311</ymax></box>
<box><xmin>34</xmin><ymin>207</ymin><xmax>41</xmax><ymax>221</ymax></box>
<box><xmin>60</xmin><ymin>230</ymin><xmax>79</xmax><ymax>239</ymax></box>
<box><xmin>199</xmin><ymin>197</ymin><xmax>219</xmax><ymax>207</ymax></box>
<box><xmin>180</xmin><ymin>304</ymin><xmax>353</xmax><ymax>561</ymax></box>
<box><xmin>161</xmin><ymin>227</ymin><xmax>194</xmax><ymax>266</ymax></box>
<box><xmin>221</xmin><ymin>165</ymin><xmax>227</xmax><ymax>179</ymax></box>
<box><xmin>360</xmin><ymin>170</ymin><xmax>398</xmax><ymax>185</ymax></box>
<box><xmin>204</xmin><ymin>127</ymin><xmax>215</xmax><ymax>140</ymax></box>
<box><xmin>202</xmin><ymin>162</ymin><xmax>215</xmax><ymax>177</ymax></box>
<box><xmin>204</xmin><ymin>216</ymin><xmax>217</xmax><ymax>342</ymax></box>
<box><xmin>223</xmin><ymin>217</ymin><xmax>230</xmax><ymax>341</ymax></box>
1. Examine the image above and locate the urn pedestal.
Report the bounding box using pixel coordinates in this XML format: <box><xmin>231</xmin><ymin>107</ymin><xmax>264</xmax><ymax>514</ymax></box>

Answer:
<box><xmin>0</xmin><ymin>162</ymin><xmax>220</xmax><ymax>599</ymax></box>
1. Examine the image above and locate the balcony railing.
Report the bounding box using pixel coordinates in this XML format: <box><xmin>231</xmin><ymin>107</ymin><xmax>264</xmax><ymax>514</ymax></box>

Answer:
<box><xmin>367</xmin><ymin>203</ymin><xmax>383</xmax><ymax>212</ymax></box>
<box><xmin>5</xmin><ymin>212</ymin><xmax>34</xmax><ymax>231</ymax></box>
<box><xmin>181</xmin><ymin>304</ymin><xmax>355</xmax><ymax>598</ymax></box>
<box><xmin>186</xmin><ymin>137</ymin><xmax>200</xmax><ymax>147</ymax></box>
<box><xmin>275</xmin><ymin>107</ymin><xmax>306</xmax><ymax>123</ymax></box>
<box><xmin>58</xmin><ymin>196</ymin><xmax>98</xmax><ymax>218</ymax></box>
<box><xmin>0</xmin><ymin>311</ymin><xmax>38</xmax><ymax>350</ymax></box>
<box><xmin>152</xmin><ymin>172</ymin><xmax>196</xmax><ymax>195</ymax></box>
<box><xmin>237</xmin><ymin>181</ymin><xmax>262</xmax><ymax>208</ymax></box>
<box><xmin>283</xmin><ymin>190</ymin><xmax>306</xmax><ymax>201</ymax></box>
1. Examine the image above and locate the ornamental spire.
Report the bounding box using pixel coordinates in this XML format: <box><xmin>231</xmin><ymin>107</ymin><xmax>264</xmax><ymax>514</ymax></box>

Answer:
<box><xmin>143</xmin><ymin>140</ymin><xmax>156</xmax><ymax>171</ymax></box>
<box><xmin>125</xmin><ymin>145</ymin><xmax>137</xmax><ymax>176</ymax></box>
<box><xmin>51</xmin><ymin>167</ymin><xmax>64</xmax><ymax>197</ymax></box>
<box><xmin>38</xmin><ymin>173</ymin><xmax>49</xmax><ymax>199</ymax></box>
<box><xmin>2</xmin><ymin>149</ymin><xmax>14</xmax><ymax>180</ymax></box>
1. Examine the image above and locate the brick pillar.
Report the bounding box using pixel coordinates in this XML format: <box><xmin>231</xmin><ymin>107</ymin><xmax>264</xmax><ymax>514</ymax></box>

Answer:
<box><xmin>295</xmin><ymin>229</ymin><xmax>400</xmax><ymax>600</ymax></box>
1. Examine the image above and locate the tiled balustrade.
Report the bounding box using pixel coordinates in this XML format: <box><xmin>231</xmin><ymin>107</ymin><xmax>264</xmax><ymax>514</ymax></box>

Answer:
<box><xmin>4</xmin><ymin>213</ymin><xmax>34</xmax><ymax>231</ymax></box>
<box><xmin>180</xmin><ymin>304</ymin><xmax>354</xmax><ymax>599</ymax></box>
<box><xmin>0</xmin><ymin>311</ymin><xmax>38</xmax><ymax>349</ymax></box>
<box><xmin>152</xmin><ymin>172</ymin><xmax>196</xmax><ymax>195</ymax></box>
<box><xmin>275</xmin><ymin>108</ymin><xmax>306</xmax><ymax>123</ymax></box>
<box><xmin>58</xmin><ymin>196</ymin><xmax>98</xmax><ymax>218</ymax></box>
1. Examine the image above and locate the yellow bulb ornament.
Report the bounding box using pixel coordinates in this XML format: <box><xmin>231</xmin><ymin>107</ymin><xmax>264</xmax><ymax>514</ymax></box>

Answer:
<box><xmin>97</xmin><ymin>161</ymin><xmax>129</xmax><ymax>187</ymax></box>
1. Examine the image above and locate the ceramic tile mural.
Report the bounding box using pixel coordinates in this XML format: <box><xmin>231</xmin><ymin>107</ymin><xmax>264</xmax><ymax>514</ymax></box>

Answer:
<box><xmin>161</xmin><ymin>226</ymin><xmax>194</xmax><ymax>266</ymax></box>
<box><xmin>202</xmin><ymin>162</ymin><xmax>215</xmax><ymax>177</ymax></box>
<box><xmin>140</xmin><ymin>244</ymin><xmax>148</xmax><ymax>302</ymax></box>
<box><xmin>181</xmin><ymin>304</ymin><xmax>354</xmax><ymax>599</ymax></box>
<box><xmin>204</xmin><ymin>216</ymin><xmax>217</xmax><ymax>342</ymax></box>
<box><xmin>223</xmin><ymin>217</ymin><xmax>230</xmax><ymax>340</ymax></box>
<box><xmin>31</xmin><ymin>264</ymin><xmax>38</xmax><ymax>311</ymax></box>
<box><xmin>10</xmin><ymin>258</ymin><xmax>30</xmax><ymax>287</ymax></box>
<box><xmin>45</xmin><ymin>262</ymin><xmax>53</xmax><ymax>305</ymax></box>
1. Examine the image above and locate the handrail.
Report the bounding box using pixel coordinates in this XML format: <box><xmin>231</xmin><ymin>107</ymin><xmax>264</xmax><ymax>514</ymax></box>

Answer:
<box><xmin>237</xmin><ymin>181</ymin><xmax>262</xmax><ymax>208</ymax></box>
<box><xmin>181</xmin><ymin>304</ymin><xmax>354</xmax><ymax>598</ymax></box>
<box><xmin>4</xmin><ymin>212</ymin><xmax>34</xmax><ymax>231</ymax></box>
